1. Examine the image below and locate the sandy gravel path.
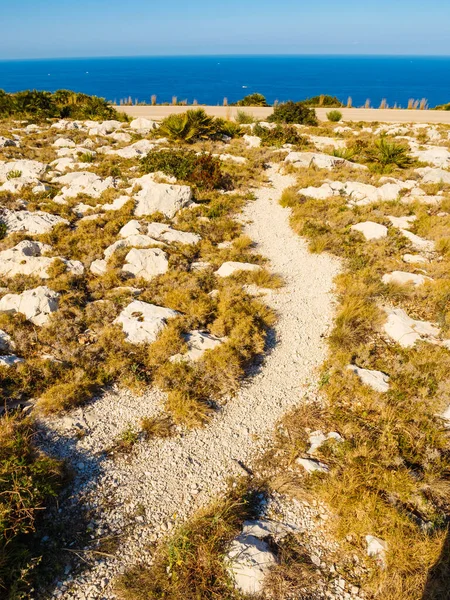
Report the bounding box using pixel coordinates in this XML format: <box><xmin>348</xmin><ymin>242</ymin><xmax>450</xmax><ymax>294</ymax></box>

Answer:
<box><xmin>43</xmin><ymin>166</ymin><xmax>339</xmax><ymax>599</ymax></box>
<box><xmin>119</xmin><ymin>105</ymin><xmax>450</xmax><ymax>124</ymax></box>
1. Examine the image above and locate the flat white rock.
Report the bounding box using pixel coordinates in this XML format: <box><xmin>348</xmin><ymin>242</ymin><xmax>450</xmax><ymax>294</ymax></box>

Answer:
<box><xmin>53</xmin><ymin>171</ymin><xmax>117</xmax><ymax>200</ymax></box>
<box><xmin>133</xmin><ymin>176</ymin><xmax>193</xmax><ymax>218</ymax></box>
<box><xmin>0</xmin><ymin>209</ymin><xmax>68</xmax><ymax>234</ymax></box>
<box><xmin>172</xmin><ymin>330</ymin><xmax>224</xmax><ymax>362</ymax></box>
<box><xmin>351</xmin><ymin>221</ymin><xmax>388</xmax><ymax>240</ymax></box>
<box><xmin>227</xmin><ymin>534</ymin><xmax>277</xmax><ymax>595</ymax></box>
<box><xmin>107</xmin><ymin>139</ymin><xmax>155</xmax><ymax>159</ymax></box>
<box><xmin>402</xmin><ymin>254</ymin><xmax>428</xmax><ymax>265</ymax></box>
<box><xmin>0</xmin><ymin>286</ymin><xmax>60</xmax><ymax>326</ymax></box>
<box><xmin>0</xmin><ymin>354</ymin><xmax>24</xmax><ymax>367</ymax></box>
<box><xmin>347</xmin><ymin>364</ymin><xmax>390</xmax><ymax>393</ymax></box>
<box><xmin>366</xmin><ymin>535</ymin><xmax>387</xmax><ymax>567</ymax></box>
<box><xmin>387</xmin><ymin>215</ymin><xmax>416</xmax><ymax>230</ymax></box>
<box><xmin>285</xmin><ymin>151</ymin><xmax>366</xmax><ymax>170</ymax></box>
<box><xmin>296</xmin><ymin>457</ymin><xmax>329</xmax><ymax>473</ymax></box>
<box><xmin>416</xmin><ymin>167</ymin><xmax>450</xmax><ymax>184</ymax></box>
<box><xmin>400</xmin><ymin>229</ymin><xmax>435</xmax><ymax>252</ymax></box>
<box><xmin>383</xmin><ymin>307</ymin><xmax>440</xmax><ymax>348</ymax></box>
<box><xmin>129</xmin><ymin>117</ymin><xmax>159</xmax><ymax>134</ymax></box>
<box><xmin>382</xmin><ymin>271</ymin><xmax>432</xmax><ymax>287</ymax></box>
<box><xmin>0</xmin><ymin>240</ymin><xmax>83</xmax><ymax>279</ymax></box>
<box><xmin>114</xmin><ymin>300</ymin><xmax>178</xmax><ymax>344</ymax></box>
<box><xmin>122</xmin><ymin>247</ymin><xmax>169</xmax><ymax>280</ymax></box>
<box><xmin>307</xmin><ymin>430</ymin><xmax>343</xmax><ymax>454</ymax></box>
<box><xmin>215</xmin><ymin>261</ymin><xmax>262</xmax><ymax>277</ymax></box>
<box><xmin>243</xmin><ymin>134</ymin><xmax>261</xmax><ymax>148</ymax></box>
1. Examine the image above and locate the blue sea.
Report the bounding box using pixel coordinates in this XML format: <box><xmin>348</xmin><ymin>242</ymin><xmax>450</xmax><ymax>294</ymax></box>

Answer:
<box><xmin>0</xmin><ymin>55</ymin><xmax>449</xmax><ymax>108</ymax></box>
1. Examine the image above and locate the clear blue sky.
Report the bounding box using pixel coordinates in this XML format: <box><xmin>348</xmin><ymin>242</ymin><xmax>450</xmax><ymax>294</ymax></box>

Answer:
<box><xmin>1</xmin><ymin>0</ymin><xmax>450</xmax><ymax>59</ymax></box>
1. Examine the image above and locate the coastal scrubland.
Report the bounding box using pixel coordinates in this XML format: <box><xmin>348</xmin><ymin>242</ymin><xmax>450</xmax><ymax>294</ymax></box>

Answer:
<box><xmin>0</xmin><ymin>91</ymin><xmax>450</xmax><ymax>599</ymax></box>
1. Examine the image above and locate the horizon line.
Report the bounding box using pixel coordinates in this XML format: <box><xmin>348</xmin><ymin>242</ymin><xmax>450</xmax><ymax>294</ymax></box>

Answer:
<box><xmin>1</xmin><ymin>52</ymin><xmax>450</xmax><ymax>62</ymax></box>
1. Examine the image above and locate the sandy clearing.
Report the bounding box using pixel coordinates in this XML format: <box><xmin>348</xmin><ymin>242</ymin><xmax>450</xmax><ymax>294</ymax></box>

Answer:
<box><xmin>41</xmin><ymin>166</ymin><xmax>340</xmax><ymax>599</ymax></box>
<box><xmin>118</xmin><ymin>105</ymin><xmax>450</xmax><ymax>124</ymax></box>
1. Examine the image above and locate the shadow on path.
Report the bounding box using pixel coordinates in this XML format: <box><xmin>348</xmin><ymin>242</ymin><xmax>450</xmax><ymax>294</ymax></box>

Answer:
<box><xmin>422</xmin><ymin>527</ymin><xmax>450</xmax><ymax>600</ymax></box>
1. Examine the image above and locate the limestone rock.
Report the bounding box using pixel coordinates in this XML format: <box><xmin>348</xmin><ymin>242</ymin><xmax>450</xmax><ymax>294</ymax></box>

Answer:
<box><xmin>416</xmin><ymin>167</ymin><xmax>450</xmax><ymax>184</ymax></box>
<box><xmin>309</xmin><ymin>135</ymin><xmax>346</xmax><ymax>150</ymax></box>
<box><xmin>53</xmin><ymin>137</ymin><xmax>76</xmax><ymax>148</ymax></box>
<box><xmin>351</xmin><ymin>221</ymin><xmax>388</xmax><ymax>240</ymax></box>
<box><xmin>227</xmin><ymin>534</ymin><xmax>277</xmax><ymax>595</ymax></box>
<box><xmin>382</xmin><ymin>271</ymin><xmax>432</xmax><ymax>287</ymax></box>
<box><xmin>243</xmin><ymin>134</ymin><xmax>261</xmax><ymax>148</ymax></box>
<box><xmin>307</xmin><ymin>430</ymin><xmax>343</xmax><ymax>454</ymax></box>
<box><xmin>285</xmin><ymin>151</ymin><xmax>366</xmax><ymax>170</ymax></box>
<box><xmin>129</xmin><ymin>117</ymin><xmax>159</xmax><ymax>134</ymax></box>
<box><xmin>400</xmin><ymin>229</ymin><xmax>435</xmax><ymax>252</ymax></box>
<box><xmin>347</xmin><ymin>364</ymin><xmax>390</xmax><ymax>393</ymax></box>
<box><xmin>402</xmin><ymin>254</ymin><xmax>428</xmax><ymax>265</ymax></box>
<box><xmin>122</xmin><ymin>247</ymin><xmax>169</xmax><ymax>280</ymax></box>
<box><xmin>0</xmin><ymin>329</ymin><xmax>14</xmax><ymax>351</ymax></box>
<box><xmin>296</xmin><ymin>457</ymin><xmax>329</xmax><ymax>473</ymax></box>
<box><xmin>0</xmin><ymin>286</ymin><xmax>60</xmax><ymax>326</ymax></box>
<box><xmin>53</xmin><ymin>171</ymin><xmax>117</xmax><ymax>200</ymax></box>
<box><xmin>217</xmin><ymin>153</ymin><xmax>247</xmax><ymax>164</ymax></box>
<box><xmin>383</xmin><ymin>307</ymin><xmax>440</xmax><ymax>348</ymax></box>
<box><xmin>215</xmin><ymin>261</ymin><xmax>262</xmax><ymax>278</ymax></box>
<box><xmin>0</xmin><ymin>355</ymin><xmax>24</xmax><ymax>367</ymax></box>
<box><xmin>146</xmin><ymin>222</ymin><xmax>201</xmax><ymax>245</ymax></box>
<box><xmin>387</xmin><ymin>215</ymin><xmax>416</xmax><ymax>230</ymax></box>
<box><xmin>0</xmin><ymin>240</ymin><xmax>83</xmax><ymax>279</ymax></box>
<box><xmin>365</xmin><ymin>535</ymin><xmax>387</xmax><ymax>567</ymax></box>
<box><xmin>114</xmin><ymin>300</ymin><xmax>178</xmax><ymax>344</ymax></box>
<box><xmin>0</xmin><ymin>209</ymin><xmax>68</xmax><ymax>234</ymax></box>
<box><xmin>104</xmin><ymin>234</ymin><xmax>160</xmax><ymax>259</ymax></box>
<box><xmin>88</xmin><ymin>120</ymin><xmax>124</xmax><ymax>136</ymax></box>
<box><xmin>0</xmin><ymin>136</ymin><xmax>18</xmax><ymax>148</ymax></box>
<box><xmin>90</xmin><ymin>259</ymin><xmax>108</xmax><ymax>276</ymax></box>
<box><xmin>107</xmin><ymin>139</ymin><xmax>155</xmax><ymax>159</ymax></box>
<box><xmin>411</xmin><ymin>146</ymin><xmax>450</xmax><ymax>168</ymax></box>
<box><xmin>133</xmin><ymin>176</ymin><xmax>193</xmax><ymax>218</ymax></box>
<box><xmin>171</xmin><ymin>330</ymin><xmax>224</xmax><ymax>362</ymax></box>
<box><xmin>0</xmin><ymin>159</ymin><xmax>47</xmax><ymax>182</ymax></box>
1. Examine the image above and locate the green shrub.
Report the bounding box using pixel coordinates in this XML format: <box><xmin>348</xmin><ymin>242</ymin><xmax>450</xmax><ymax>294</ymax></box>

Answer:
<box><xmin>0</xmin><ymin>414</ymin><xmax>63</xmax><ymax>595</ymax></box>
<box><xmin>254</xmin><ymin>123</ymin><xmax>307</xmax><ymax>148</ymax></box>
<box><xmin>327</xmin><ymin>110</ymin><xmax>343</xmax><ymax>122</ymax></box>
<box><xmin>268</xmin><ymin>101</ymin><xmax>318</xmax><ymax>125</ymax></box>
<box><xmin>234</xmin><ymin>93</ymin><xmax>269</xmax><ymax>107</ymax></box>
<box><xmin>235</xmin><ymin>110</ymin><xmax>255</xmax><ymax>124</ymax></box>
<box><xmin>6</xmin><ymin>170</ymin><xmax>22</xmax><ymax>180</ymax></box>
<box><xmin>141</xmin><ymin>149</ymin><xmax>232</xmax><ymax>190</ymax></box>
<box><xmin>0</xmin><ymin>89</ymin><xmax>124</xmax><ymax>121</ymax></box>
<box><xmin>433</xmin><ymin>102</ymin><xmax>450</xmax><ymax>111</ymax></box>
<box><xmin>366</xmin><ymin>135</ymin><xmax>413</xmax><ymax>172</ymax></box>
<box><xmin>302</xmin><ymin>94</ymin><xmax>343</xmax><ymax>107</ymax></box>
<box><xmin>158</xmin><ymin>109</ymin><xmax>239</xmax><ymax>143</ymax></box>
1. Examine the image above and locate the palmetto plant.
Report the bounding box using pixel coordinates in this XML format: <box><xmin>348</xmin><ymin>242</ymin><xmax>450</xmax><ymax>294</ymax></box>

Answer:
<box><xmin>159</xmin><ymin>109</ymin><xmax>217</xmax><ymax>143</ymax></box>
<box><xmin>367</xmin><ymin>135</ymin><xmax>413</xmax><ymax>171</ymax></box>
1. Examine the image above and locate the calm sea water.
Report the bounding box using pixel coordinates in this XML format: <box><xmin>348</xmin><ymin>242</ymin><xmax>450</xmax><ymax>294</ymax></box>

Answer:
<box><xmin>0</xmin><ymin>55</ymin><xmax>449</xmax><ymax>108</ymax></box>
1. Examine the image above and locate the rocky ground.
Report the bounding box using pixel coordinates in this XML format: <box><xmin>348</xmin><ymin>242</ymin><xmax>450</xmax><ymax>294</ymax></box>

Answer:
<box><xmin>1</xmin><ymin>113</ymin><xmax>450</xmax><ymax>599</ymax></box>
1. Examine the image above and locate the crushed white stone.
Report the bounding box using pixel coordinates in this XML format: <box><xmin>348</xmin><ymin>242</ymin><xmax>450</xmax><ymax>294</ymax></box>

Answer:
<box><xmin>38</xmin><ymin>166</ymin><xmax>339</xmax><ymax>598</ymax></box>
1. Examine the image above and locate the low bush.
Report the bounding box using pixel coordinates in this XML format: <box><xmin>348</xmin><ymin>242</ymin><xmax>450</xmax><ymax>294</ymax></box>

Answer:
<box><xmin>157</xmin><ymin>109</ymin><xmax>240</xmax><ymax>144</ymax></box>
<box><xmin>268</xmin><ymin>101</ymin><xmax>318</xmax><ymax>125</ymax></box>
<box><xmin>235</xmin><ymin>110</ymin><xmax>255</xmax><ymax>124</ymax></box>
<box><xmin>141</xmin><ymin>149</ymin><xmax>233</xmax><ymax>190</ymax></box>
<box><xmin>327</xmin><ymin>110</ymin><xmax>343</xmax><ymax>122</ymax></box>
<box><xmin>233</xmin><ymin>93</ymin><xmax>269</xmax><ymax>107</ymax></box>
<box><xmin>0</xmin><ymin>413</ymin><xmax>63</xmax><ymax>596</ymax></box>
<box><xmin>253</xmin><ymin>123</ymin><xmax>307</xmax><ymax>148</ymax></box>
<box><xmin>302</xmin><ymin>94</ymin><xmax>344</xmax><ymax>107</ymax></box>
<box><xmin>0</xmin><ymin>89</ymin><xmax>124</xmax><ymax>121</ymax></box>
<box><xmin>365</xmin><ymin>135</ymin><xmax>413</xmax><ymax>172</ymax></box>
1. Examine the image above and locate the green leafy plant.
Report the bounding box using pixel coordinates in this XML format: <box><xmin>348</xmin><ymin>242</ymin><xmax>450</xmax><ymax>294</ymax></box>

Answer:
<box><xmin>0</xmin><ymin>89</ymin><xmax>125</xmax><ymax>121</ymax></box>
<box><xmin>366</xmin><ymin>135</ymin><xmax>414</xmax><ymax>172</ymax></box>
<box><xmin>235</xmin><ymin>110</ymin><xmax>255</xmax><ymax>124</ymax></box>
<box><xmin>302</xmin><ymin>94</ymin><xmax>343</xmax><ymax>107</ymax></box>
<box><xmin>327</xmin><ymin>110</ymin><xmax>343</xmax><ymax>122</ymax></box>
<box><xmin>268</xmin><ymin>101</ymin><xmax>318</xmax><ymax>125</ymax></box>
<box><xmin>6</xmin><ymin>170</ymin><xmax>22</xmax><ymax>180</ymax></box>
<box><xmin>79</xmin><ymin>152</ymin><xmax>95</xmax><ymax>163</ymax></box>
<box><xmin>234</xmin><ymin>93</ymin><xmax>269</xmax><ymax>107</ymax></box>
<box><xmin>254</xmin><ymin>123</ymin><xmax>307</xmax><ymax>148</ymax></box>
<box><xmin>141</xmin><ymin>149</ymin><xmax>233</xmax><ymax>190</ymax></box>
